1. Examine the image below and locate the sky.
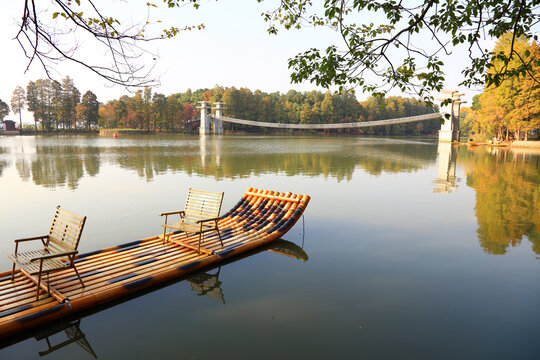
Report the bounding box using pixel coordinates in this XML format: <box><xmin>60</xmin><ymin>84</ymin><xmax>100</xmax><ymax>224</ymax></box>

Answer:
<box><xmin>0</xmin><ymin>1</ymin><xmax>494</xmax><ymax>125</ymax></box>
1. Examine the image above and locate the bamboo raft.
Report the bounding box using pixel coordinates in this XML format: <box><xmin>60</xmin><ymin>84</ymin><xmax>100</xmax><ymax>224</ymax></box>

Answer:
<box><xmin>0</xmin><ymin>188</ymin><xmax>310</xmax><ymax>339</ymax></box>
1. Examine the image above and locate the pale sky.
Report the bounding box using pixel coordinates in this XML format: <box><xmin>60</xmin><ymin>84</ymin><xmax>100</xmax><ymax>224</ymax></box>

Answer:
<box><xmin>0</xmin><ymin>1</ymin><xmax>495</xmax><ymax>124</ymax></box>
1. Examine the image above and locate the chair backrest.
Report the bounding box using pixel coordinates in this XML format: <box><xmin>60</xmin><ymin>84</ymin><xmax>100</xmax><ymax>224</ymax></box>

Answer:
<box><xmin>46</xmin><ymin>206</ymin><xmax>87</xmax><ymax>253</ymax></box>
<box><xmin>183</xmin><ymin>188</ymin><xmax>224</xmax><ymax>225</ymax></box>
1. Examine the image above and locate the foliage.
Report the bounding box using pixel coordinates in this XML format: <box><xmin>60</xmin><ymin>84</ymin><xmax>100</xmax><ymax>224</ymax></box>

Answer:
<box><xmin>77</xmin><ymin>91</ymin><xmax>100</xmax><ymax>130</ymax></box>
<box><xmin>98</xmin><ymin>85</ymin><xmax>439</xmax><ymax>135</ymax></box>
<box><xmin>261</xmin><ymin>0</ymin><xmax>540</xmax><ymax>104</ymax></box>
<box><xmin>13</xmin><ymin>1</ymin><xmax>540</xmax><ymax>98</ymax></box>
<box><xmin>25</xmin><ymin>77</ymin><xmax>89</xmax><ymax>132</ymax></box>
<box><xmin>0</xmin><ymin>99</ymin><xmax>9</xmax><ymax>122</ymax></box>
<box><xmin>460</xmin><ymin>147</ymin><xmax>540</xmax><ymax>255</ymax></box>
<box><xmin>462</xmin><ymin>34</ymin><xmax>540</xmax><ymax>140</ymax></box>
<box><xmin>10</xmin><ymin>86</ymin><xmax>26</xmax><ymax>130</ymax></box>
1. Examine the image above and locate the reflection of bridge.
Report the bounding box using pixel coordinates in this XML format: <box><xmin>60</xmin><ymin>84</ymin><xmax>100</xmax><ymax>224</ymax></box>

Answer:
<box><xmin>198</xmin><ymin>90</ymin><xmax>464</xmax><ymax>142</ymax></box>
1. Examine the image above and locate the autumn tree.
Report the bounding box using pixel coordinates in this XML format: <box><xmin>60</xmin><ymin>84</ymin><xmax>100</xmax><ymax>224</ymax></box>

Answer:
<box><xmin>77</xmin><ymin>91</ymin><xmax>99</xmax><ymax>130</ymax></box>
<box><xmin>11</xmin><ymin>86</ymin><xmax>26</xmax><ymax>130</ymax></box>
<box><xmin>470</xmin><ymin>34</ymin><xmax>539</xmax><ymax>140</ymax></box>
<box><xmin>98</xmin><ymin>102</ymin><xmax>116</xmax><ymax>128</ymax></box>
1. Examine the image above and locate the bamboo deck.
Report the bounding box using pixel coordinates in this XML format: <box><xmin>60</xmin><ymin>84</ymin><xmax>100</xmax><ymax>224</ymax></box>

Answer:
<box><xmin>0</xmin><ymin>188</ymin><xmax>310</xmax><ymax>339</ymax></box>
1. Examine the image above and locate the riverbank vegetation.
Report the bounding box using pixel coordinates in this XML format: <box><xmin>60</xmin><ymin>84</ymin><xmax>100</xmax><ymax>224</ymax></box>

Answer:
<box><xmin>98</xmin><ymin>87</ymin><xmax>440</xmax><ymax>135</ymax></box>
<box><xmin>461</xmin><ymin>34</ymin><xmax>539</xmax><ymax>142</ymax></box>
<box><xmin>7</xmin><ymin>79</ymin><xmax>440</xmax><ymax>135</ymax></box>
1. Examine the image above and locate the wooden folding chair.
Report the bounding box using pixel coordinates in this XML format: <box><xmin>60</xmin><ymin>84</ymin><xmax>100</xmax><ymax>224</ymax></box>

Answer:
<box><xmin>160</xmin><ymin>188</ymin><xmax>224</xmax><ymax>254</ymax></box>
<box><xmin>9</xmin><ymin>206</ymin><xmax>87</xmax><ymax>302</ymax></box>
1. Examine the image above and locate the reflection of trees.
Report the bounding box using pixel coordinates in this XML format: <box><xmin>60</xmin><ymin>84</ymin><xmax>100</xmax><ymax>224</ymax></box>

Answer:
<box><xmin>460</xmin><ymin>147</ymin><xmax>540</xmax><ymax>255</ymax></box>
<box><xmin>4</xmin><ymin>138</ymin><xmax>438</xmax><ymax>186</ymax></box>
<box><xmin>113</xmin><ymin>140</ymin><xmax>436</xmax><ymax>182</ymax></box>
<box><xmin>15</xmin><ymin>146</ymin><xmax>100</xmax><ymax>189</ymax></box>
<box><xmin>354</xmin><ymin>143</ymin><xmax>437</xmax><ymax>176</ymax></box>
<box><xmin>0</xmin><ymin>147</ymin><xmax>7</xmax><ymax>177</ymax></box>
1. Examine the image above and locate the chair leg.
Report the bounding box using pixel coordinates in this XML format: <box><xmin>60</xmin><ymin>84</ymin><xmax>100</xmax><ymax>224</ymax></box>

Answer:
<box><xmin>73</xmin><ymin>265</ymin><xmax>85</xmax><ymax>288</ymax></box>
<box><xmin>198</xmin><ymin>232</ymin><xmax>202</xmax><ymax>254</ymax></box>
<box><xmin>162</xmin><ymin>227</ymin><xmax>167</xmax><ymax>244</ymax></box>
<box><xmin>11</xmin><ymin>263</ymin><xmax>16</xmax><ymax>281</ymax></box>
<box><xmin>216</xmin><ymin>226</ymin><xmax>223</xmax><ymax>246</ymax></box>
<box><xmin>36</xmin><ymin>272</ymin><xmax>42</xmax><ymax>301</ymax></box>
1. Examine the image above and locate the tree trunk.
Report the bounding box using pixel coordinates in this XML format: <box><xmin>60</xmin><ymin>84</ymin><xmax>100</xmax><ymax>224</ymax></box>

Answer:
<box><xmin>525</xmin><ymin>131</ymin><xmax>528</xmax><ymax>141</ymax></box>
<box><xmin>19</xmin><ymin>111</ymin><xmax>23</xmax><ymax>132</ymax></box>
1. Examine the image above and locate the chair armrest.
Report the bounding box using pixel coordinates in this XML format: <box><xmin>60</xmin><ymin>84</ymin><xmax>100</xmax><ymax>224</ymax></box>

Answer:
<box><xmin>159</xmin><ymin>210</ymin><xmax>185</xmax><ymax>217</ymax></box>
<box><xmin>197</xmin><ymin>217</ymin><xmax>221</xmax><ymax>223</ymax></box>
<box><xmin>30</xmin><ymin>250</ymin><xmax>78</xmax><ymax>262</ymax></box>
<box><xmin>14</xmin><ymin>235</ymin><xmax>48</xmax><ymax>243</ymax></box>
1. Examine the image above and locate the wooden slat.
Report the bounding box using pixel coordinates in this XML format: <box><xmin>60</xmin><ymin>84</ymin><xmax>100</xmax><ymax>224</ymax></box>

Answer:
<box><xmin>244</xmin><ymin>191</ymin><xmax>301</xmax><ymax>203</ymax></box>
<box><xmin>169</xmin><ymin>239</ymin><xmax>213</xmax><ymax>255</ymax></box>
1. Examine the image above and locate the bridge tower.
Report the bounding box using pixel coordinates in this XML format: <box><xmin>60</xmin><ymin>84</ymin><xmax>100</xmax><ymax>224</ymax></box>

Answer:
<box><xmin>438</xmin><ymin>90</ymin><xmax>465</xmax><ymax>142</ymax></box>
<box><xmin>198</xmin><ymin>101</ymin><xmax>211</xmax><ymax>135</ymax></box>
<box><xmin>211</xmin><ymin>102</ymin><xmax>225</xmax><ymax>135</ymax></box>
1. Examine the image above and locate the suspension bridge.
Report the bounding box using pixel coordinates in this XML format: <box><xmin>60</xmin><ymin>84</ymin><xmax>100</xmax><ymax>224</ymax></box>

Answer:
<box><xmin>197</xmin><ymin>90</ymin><xmax>464</xmax><ymax>142</ymax></box>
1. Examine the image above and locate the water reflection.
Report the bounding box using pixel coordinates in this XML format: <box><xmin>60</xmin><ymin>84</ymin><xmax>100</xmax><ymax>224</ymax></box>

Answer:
<box><xmin>2</xmin><ymin>136</ymin><xmax>438</xmax><ymax>186</ymax></box>
<box><xmin>433</xmin><ymin>143</ymin><xmax>461</xmax><ymax>193</ymax></box>
<box><xmin>34</xmin><ymin>319</ymin><xmax>97</xmax><ymax>358</ymax></box>
<box><xmin>0</xmin><ymin>147</ymin><xmax>7</xmax><ymax>177</ymax></box>
<box><xmin>0</xmin><ymin>239</ymin><xmax>308</xmax><ymax>354</ymax></box>
<box><xmin>459</xmin><ymin>146</ymin><xmax>540</xmax><ymax>255</ymax></box>
<box><xmin>11</xmin><ymin>145</ymin><xmax>100</xmax><ymax>190</ymax></box>
<box><xmin>187</xmin><ymin>267</ymin><xmax>225</xmax><ymax>303</ymax></box>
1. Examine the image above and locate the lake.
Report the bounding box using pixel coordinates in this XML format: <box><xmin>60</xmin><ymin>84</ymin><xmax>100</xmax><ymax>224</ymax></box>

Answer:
<box><xmin>0</xmin><ymin>135</ymin><xmax>539</xmax><ymax>359</ymax></box>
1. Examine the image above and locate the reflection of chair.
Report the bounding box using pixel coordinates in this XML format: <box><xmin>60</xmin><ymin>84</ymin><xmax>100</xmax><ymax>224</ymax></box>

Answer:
<box><xmin>34</xmin><ymin>319</ymin><xmax>97</xmax><ymax>358</ymax></box>
<box><xmin>9</xmin><ymin>206</ymin><xmax>87</xmax><ymax>301</ymax></box>
<box><xmin>188</xmin><ymin>267</ymin><xmax>225</xmax><ymax>303</ymax></box>
<box><xmin>160</xmin><ymin>188</ymin><xmax>224</xmax><ymax>254</ymax></box>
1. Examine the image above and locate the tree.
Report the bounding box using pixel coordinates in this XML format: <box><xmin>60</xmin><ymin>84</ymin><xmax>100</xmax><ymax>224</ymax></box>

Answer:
<box><xmin>15</xmin><ymin>0</ymin><xmax>204</xmax><ymax>87</ymax></box>
<box><xmin>77</xmin><ymin>91</ymin><xmax>99</xmax><ymax>130</ymax></box>
<box><xmin>151</xmin><ymin>93</ymin><xmax>167</xmax><ymax>130</ymax></box>
<box><xmin>0</xmin><ymin>99</ymin><xmax>10</xmax><ymax>122</ymax></box>
<box><xmin>470</xmin><ymin>35</ymin><xmax>540</xmax><ymax>140</ymax></box>
<box><xmin>11</xmin><ymin>86</ymin><xmax>26</xmax><ymax>130</ymax></box>
<box><xmin>26</xmin><ymin>81</ymin><xmax>39</xmax><ymax>131</ymax></box>
<box><xmin>143</xmin><ymin>87</ymin><xmax>152</xmax><ymax>131</ymax></box>
<box><xmin>60</xmin><ymin>77</ymin><xmax>81</xmax><ymax>130</ymax></box>
<box><xmin>25</xmin><ymin>79</ymin><xmax>55</xmax><ymax>131</ymax></box>
<box><xmin>264</xmin><ymin>0</ymin><xmax>540</xmax><ymax>104</ymax></box>
<box><xmin>13</xmin><ymin>1</ymin><xmax>539</xmax><ymax>101</ymax></box>
<box><xmin>98</xmin><ymin>102</ymin><xmax>116</xmax><ymax>128</ymax></box>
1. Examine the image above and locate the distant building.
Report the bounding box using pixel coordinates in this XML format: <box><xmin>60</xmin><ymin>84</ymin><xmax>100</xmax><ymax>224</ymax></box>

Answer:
<box><xmin>1</xmin><ymin>120</ymin><xmax>17</xmax><ymax>131</ymax></box>
<box><xmin>1</xmin><ymin>120</ymin><xmax>20</xmax><ymax>134</ymax></box>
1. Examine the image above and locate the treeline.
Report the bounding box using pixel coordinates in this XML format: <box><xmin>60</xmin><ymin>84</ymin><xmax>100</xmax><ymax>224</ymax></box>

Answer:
<box><xmin>9</xmin><ymin>77</ymin><xmax>99</xmax><ymax>132</ymax></box>
<box><xmin>8</xmin><ymin>79</ymin><xmax>440</xmax><ymax>135</ymax></box>
<box><xmin>99</xmin><ymin>86</ymin><xmax>440</xmax><ymax>135</ymax></box>
<box><xmin>461</xmin><ymin>33</ymin><xmax>540</xmax><ymax>141</ymax></box>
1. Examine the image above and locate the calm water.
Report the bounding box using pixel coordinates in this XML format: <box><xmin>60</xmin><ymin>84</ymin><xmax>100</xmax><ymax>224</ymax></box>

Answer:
<box><xmin>0</xmin><ymin>135</ymin><xmax>539</xmax><ymax>359</ymax></box>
